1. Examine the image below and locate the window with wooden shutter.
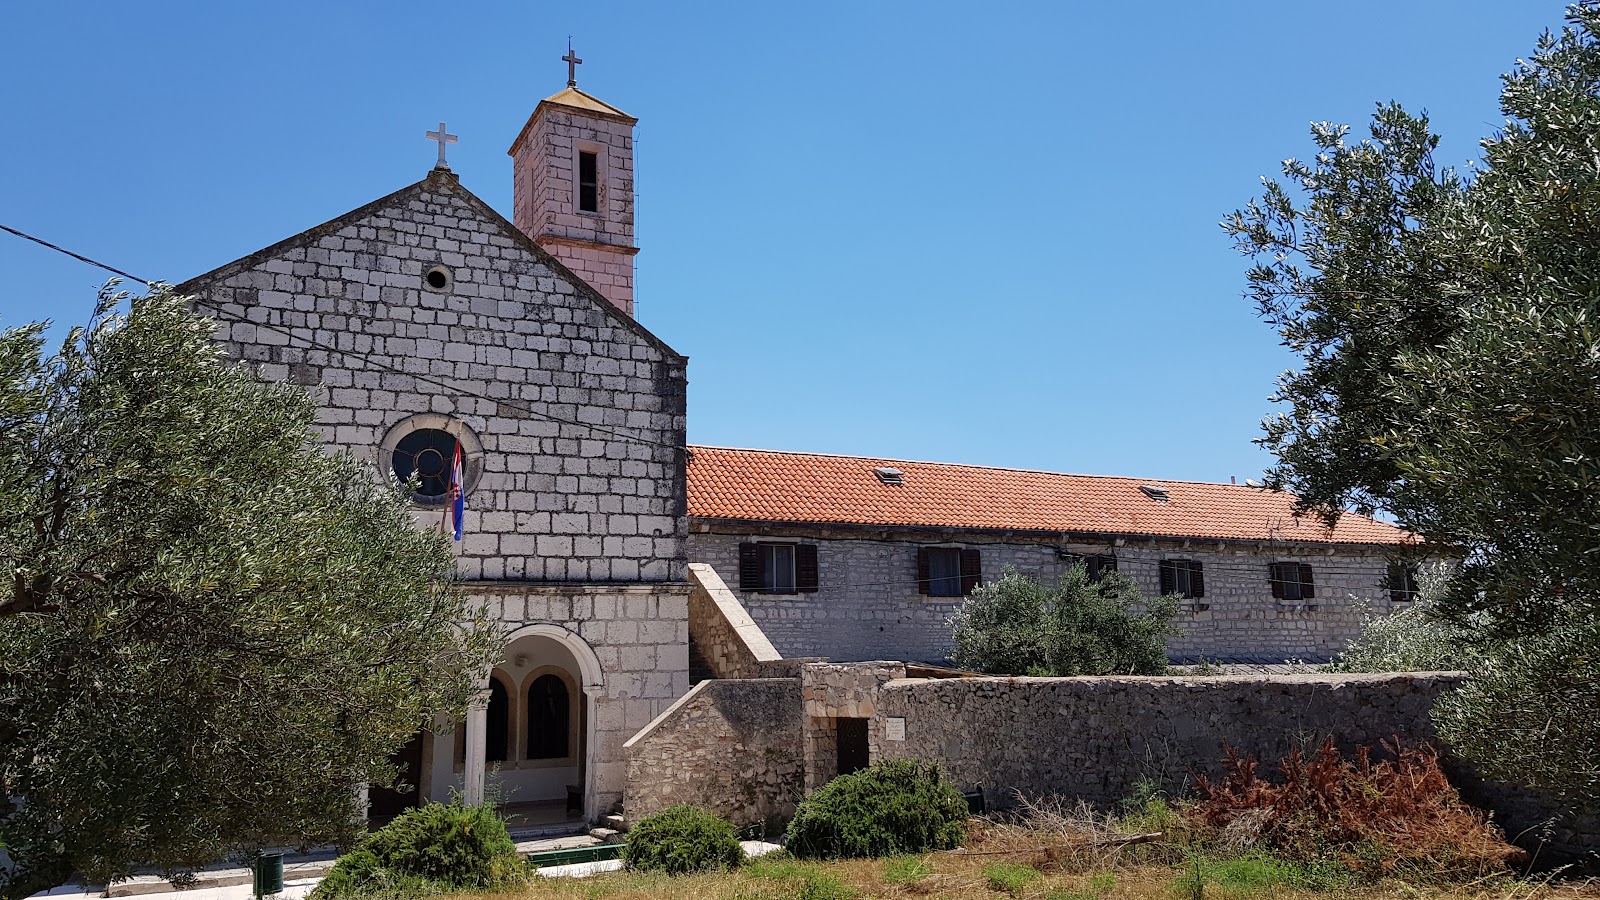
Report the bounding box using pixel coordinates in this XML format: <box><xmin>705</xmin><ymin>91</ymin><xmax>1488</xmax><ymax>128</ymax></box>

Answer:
<box><xmin>1161</xmin><ymin>559</ymin><xmax>1204</xmax><ymax>599</ymax></box>
<box><xmin>1386</xmin><ymin>563</ymin><xmax>1419</xmax><ymax>603</ymax></box>
<box><xmin>738</xmin><ymin>542</ymin><xmax>760</xmax><ymax>591</ymax></box>
<box><xmin>960</xmin><ymin>549</ymin><xmax>982</xmax><ymax>595</ymax></box>
<box><xmin>1270</xmin><ymin>562</ymin><xmax>1313</xmax><ymax>602</ymax></box>
<box><xmin>916</xmin><ymin>547</ymin><xmax>932</xmax><ymax>595</ymax></box>
<box><xmin>924</xmin><ymin>547</ymin><xmax>963</xmax><ymax>597</ymax></box>
<box><xmin>759</xmin><ymin>543</ymin><xmax>796</xmax><ymax>594</ymax></box>
<box><xmin>796</xmin><ymin>544</ymin><xmax>819</xmax><ymax>593</ymax></box>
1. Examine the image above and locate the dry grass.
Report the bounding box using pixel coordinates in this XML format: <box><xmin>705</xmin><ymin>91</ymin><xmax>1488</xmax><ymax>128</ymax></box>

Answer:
<box><xmin>443</xmin><ymin>854</ymin><xmax>1599</xmax><ymax>900</ymax></box>
<box><xmin>438</xmin><ymin>813</ymin><xmax>1598</xmax><ymax>900</ymax></box>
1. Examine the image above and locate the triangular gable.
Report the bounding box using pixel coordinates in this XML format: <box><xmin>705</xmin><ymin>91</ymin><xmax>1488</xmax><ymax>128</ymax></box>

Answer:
<box><xmin>176</xmin><ymin>167</ymin><xmax>684</xmax><ymax>363</ymax></box>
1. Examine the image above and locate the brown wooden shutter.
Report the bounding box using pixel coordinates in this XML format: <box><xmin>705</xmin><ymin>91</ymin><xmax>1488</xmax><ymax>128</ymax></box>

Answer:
<box><xmin>1269</xmin><ymin>563</ymin><xmax>1286</xmax><ymax>599</ymax></box>
<box><xmin>1298</xmin><ymin>563</ymin><xmax>1315</xmax><ymax>600</ymax></box>
<box><xmin>916</xmin><ymin>547</ymin><xmax>931</xmax><ymax>595</ymax></box>
<box><xmin>738</xmin><ymin>543</ymin><xmax>761</xmax><ymax>591</ymax></box>
<box><xmin>1189</xmin><ymin>561</ymin><xmax>1205</xmax><ymax>599</ymax></box>
<box><xmin>796</xmin><ymin>544</ymin><xmax>819</xmax><ymax>593</ymax></box>
<box><xmin>960</xmin><ymin>549</ymin><xmax>982</xmax><ymax>595</ymax></box>
<box><xmin>1159</xmin><ymin>560</ymin><xmax>1175</xmax><ymax>596</ymax></box>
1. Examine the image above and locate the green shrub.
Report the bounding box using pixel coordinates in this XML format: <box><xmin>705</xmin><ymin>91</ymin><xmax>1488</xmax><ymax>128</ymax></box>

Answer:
<box><xmin>312</xmin><ymin>802</ymin><xmax>523</xmax><ymax>899</ymax></box>
<box><xmin>623</xmin><ymin>804</ymin><xmax>745</xmax><ymax>875</ymax></box>
<box><xmin>984</xmin><ymin>861</ymin><xmax>1040</xmax><ymax>894</ymax></box>
<box><xmin>785</xmin><ymin>759</ymin><xmax>968</xmax><ymax>859</ymax></box>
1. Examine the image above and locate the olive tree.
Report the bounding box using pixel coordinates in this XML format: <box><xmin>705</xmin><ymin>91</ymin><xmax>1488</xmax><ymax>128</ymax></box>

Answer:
<box><xmin>951</xmin><ymin>567</ymin><xmax>1178</xmax><ymax>676</ymax></box>
<box><xmin>0</xmin><ymin>284</ymin><xmax>497</xmax><ymax>898</ymax></box>
<box><xmin>1225</xmin><ymin>7</ymin><xmax>1600</xmax><ymax>811</ymax></box>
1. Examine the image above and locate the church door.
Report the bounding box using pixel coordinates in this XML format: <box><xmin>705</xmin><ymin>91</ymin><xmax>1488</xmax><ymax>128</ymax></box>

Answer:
<box><xmin>368</xmin><ymin>732</ymin><xmax>425</xmax><ymax>820</ymax></box>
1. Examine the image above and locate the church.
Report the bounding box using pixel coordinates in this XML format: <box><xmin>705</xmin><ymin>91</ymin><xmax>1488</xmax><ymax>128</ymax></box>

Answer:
<box><xmin>175</xmin><ymin>57</ymin><xmax>1414</xmax><ymax>827</ymax></box>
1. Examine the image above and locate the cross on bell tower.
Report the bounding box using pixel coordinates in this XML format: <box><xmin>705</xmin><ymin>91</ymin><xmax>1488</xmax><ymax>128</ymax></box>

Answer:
<box><xmin>562</xmin><ymin>39</ymin><xmax>583</xmax><ymax>87</ymax></box>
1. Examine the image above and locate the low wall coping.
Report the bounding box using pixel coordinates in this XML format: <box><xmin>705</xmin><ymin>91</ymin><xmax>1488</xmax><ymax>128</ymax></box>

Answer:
<box><xmin>880</xmin><ymin>671</ymin><xmax>1469</xmax><ymax>690</ymax></box>
<box><xmin>623</xmin><ymin>676</ymin><xmax>801</xmax><ymax>750</ymax></box>
<box><xmin>688</xmin><ymin>562</ymin><xmax>783</xmax><ymax>663</ymax></box>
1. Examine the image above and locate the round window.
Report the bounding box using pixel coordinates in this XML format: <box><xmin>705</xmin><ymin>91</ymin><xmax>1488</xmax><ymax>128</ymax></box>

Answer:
<box><xmin>424</xmin><ymin>265</ymin><xmax>453</xmax><ymax>292</ymax></box>
<box><xmin>392</xmin><ymin>428</ymin><xmax>461</xmax><ymax>500</ymax></box>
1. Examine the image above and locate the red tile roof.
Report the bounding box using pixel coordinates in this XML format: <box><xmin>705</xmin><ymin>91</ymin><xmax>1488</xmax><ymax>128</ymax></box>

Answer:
<box><xmin>686</xmin><ymin>446</ymin><xmax>1412</xmax><ymax>546</ymax></box>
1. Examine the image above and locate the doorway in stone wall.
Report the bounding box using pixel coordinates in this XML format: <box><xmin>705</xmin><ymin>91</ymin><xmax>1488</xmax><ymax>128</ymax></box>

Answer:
<box><xmin>836</xmin><ymin>717</ymin><xmax>869</xmax><ymax>776</ymax></box>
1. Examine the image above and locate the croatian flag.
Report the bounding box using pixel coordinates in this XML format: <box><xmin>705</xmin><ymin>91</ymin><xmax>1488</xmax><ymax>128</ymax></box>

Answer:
<box><xmin>448</xmin><ymin>441</ymin><xmax>465</xmax><ymax>542</ymax></box>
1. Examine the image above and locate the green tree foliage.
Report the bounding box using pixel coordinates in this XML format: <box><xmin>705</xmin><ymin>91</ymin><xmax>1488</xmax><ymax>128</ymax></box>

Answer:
<box><xmin>785</xmin><ymin>760</ymin><xmax>968</xmax><ymax>860</ymax></box>
<box><xmin>312</xmin><ymin>802</ymin><xmax>525</xmax><ymax>899</ymax></box>
<box><xmin>0</xmin><ymin>285</ymin><xmax>497</xmax><ymax>898</ymax></box>
<box><xmin>950</xmin><ymin>567</ymin><xmax>1178</xmax><ymax>676</ymax></box>
<box><xmin>1224</xmin><ymin>7</ymin><xmax>1600</xmax><ymax>809</ymax></box>
<box><xmin>622</xmin><ymin>805</ymin><xmax>745</xmax><ymax>876</ymax></box>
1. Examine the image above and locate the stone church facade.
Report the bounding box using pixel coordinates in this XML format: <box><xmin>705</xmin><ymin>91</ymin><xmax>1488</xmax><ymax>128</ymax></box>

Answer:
<box><xmin>175</xmin><ymin>70</ymin><xmax>1416</xmax><ymax>825</ymax></box>
<box><xmin>177</xmin><ymin>84</ymin><xmax>688</xmax><ymax>820</ymax></box>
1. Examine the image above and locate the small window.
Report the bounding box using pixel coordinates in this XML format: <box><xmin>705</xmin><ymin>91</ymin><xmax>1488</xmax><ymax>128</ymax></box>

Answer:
<box><xmin>926</xmin><ymin>547</ymin><xmax>962</xmax><ymax>597</ymax></box>
<box><xmin>1062</xmin><ymin>551</ymin><xmax>1118</xmax><ymax>582</ymax></box>
<box><xmin>1386</xmin><ymin>563</ymin><xmax>1420</xmax><ymax>603</ymax></box>
<box><xmin>873</xmin><ymin>467</ymin><xmax>904</xmax><ymax>486</ymax></box>
<box><xmin>761</xmin><ymin>543</ymin><xmax>796</xmax><ymax>593</ymax></box>
<box><xmin>918</xmin><ymin>547</ymin><xmax>981</xmax><ymax>597</ymax></box>
<box><xmin>423</xmin><ymin>265</ymin><xmax>453</xmax><ymax>292</ymax></box>
<box><xmin>578</xmin><ymin>150</ymin><xmax>599</xmax><ymax>213</ymax></box>
<box><xmin>1269</xmin><ymin>562</ymin><xmax>1316</xmax><ymax>602</ymax></box>
<box><xmin>526</xmin><ymin>674</ymin><xmax>570</xmax><ymax>760</ymax></box>
<box><xmin>1139</xmin><ymin>485</ymin><xmax>1170</xmax><ymax>503</ymax></box>
<box><xmin>737</xmin><ymin>542</ymin><xmax>819</xmax><ymax>594</ymax></box>
<box><xmin>1159</xmin><ymin>559</ymin><xmax>1205</xmax><ymax>599</ymax></box>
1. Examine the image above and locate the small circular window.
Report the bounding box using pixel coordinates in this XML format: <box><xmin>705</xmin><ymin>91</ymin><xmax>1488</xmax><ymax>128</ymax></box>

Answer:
<box><xmin>393</xmin><ymin>428</ymin><xmax>462</xmax><ymax>501</ymax></box>
<box><xmin>424</xmin><ymin>265</ymin><xmax>453</xmax><ymax>292</ymax></box>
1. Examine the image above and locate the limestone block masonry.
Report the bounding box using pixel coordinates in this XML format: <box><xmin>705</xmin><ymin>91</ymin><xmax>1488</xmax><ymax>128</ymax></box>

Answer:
<box><xmin>689</xmin><ymin>528</ymin><xmax>1402</xmax><ymax>663</ymax></box>
<box><xmin>179</xmin><ymin>168</ymin><xmax>688</xmax><ymax>585</ymax></box>
<box><xmin>471</xmin><ymin>584</ymin><xmax>690</xmax><ymax>815</ymax></box>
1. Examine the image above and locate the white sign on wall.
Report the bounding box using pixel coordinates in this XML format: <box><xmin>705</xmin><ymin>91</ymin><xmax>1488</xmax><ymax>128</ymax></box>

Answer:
<box><xmin>884</xmin><ymin>717</ymin><xmax>906</xmax><ymax>741</ymax></box>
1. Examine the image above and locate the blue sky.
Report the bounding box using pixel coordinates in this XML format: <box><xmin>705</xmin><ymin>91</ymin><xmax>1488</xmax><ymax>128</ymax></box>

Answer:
<box><xmin>0</xmin><ymin>1</ymin><xmax>1570</xmax><ymax>482</ymax></box>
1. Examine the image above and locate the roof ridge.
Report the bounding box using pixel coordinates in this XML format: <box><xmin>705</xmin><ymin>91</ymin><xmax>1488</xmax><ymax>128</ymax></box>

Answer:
<box><xmin>687</xmin><ymin>444</ymin><xmax>1274</xmax><ymax>491</ymax></box>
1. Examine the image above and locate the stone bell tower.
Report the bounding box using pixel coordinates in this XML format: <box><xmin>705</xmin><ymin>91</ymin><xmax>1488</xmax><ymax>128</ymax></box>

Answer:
<box><xmin>508</xmin><ymin>45</ymin><xmax>639</xmax><ymax>316</ymax></box>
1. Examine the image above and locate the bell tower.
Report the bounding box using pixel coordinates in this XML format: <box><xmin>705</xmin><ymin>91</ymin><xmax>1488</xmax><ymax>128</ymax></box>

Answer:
<box><xmin>508</xmin><ymin>45</ymin><xmax>640</xmax><ymax>316</ymax></box>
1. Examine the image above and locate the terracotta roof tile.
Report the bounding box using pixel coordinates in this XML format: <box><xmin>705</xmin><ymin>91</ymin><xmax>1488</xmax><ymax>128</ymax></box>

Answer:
<box><xmin>686</xmin><ymin>446</ymin><xmax>1412</xmax><ymax>546</ymax></box>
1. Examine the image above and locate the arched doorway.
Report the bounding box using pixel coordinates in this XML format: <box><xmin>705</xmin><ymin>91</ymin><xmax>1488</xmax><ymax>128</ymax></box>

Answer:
<box><xmin>428</xmin><ymin>623</ymin><xmax>602</xmax><ymax>824</ymax></box>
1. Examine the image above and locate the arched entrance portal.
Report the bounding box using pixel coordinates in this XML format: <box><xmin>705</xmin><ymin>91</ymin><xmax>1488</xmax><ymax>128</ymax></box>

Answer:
<box><xmin>428</xmin><ymin>623</ymin><xmax>603</xmax><ymax>824</ymax></box>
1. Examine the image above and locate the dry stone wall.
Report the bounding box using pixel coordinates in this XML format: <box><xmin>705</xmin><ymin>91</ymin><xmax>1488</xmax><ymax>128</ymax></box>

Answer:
<box><xmin>872</xmin><ymin>672</ymin><xmax>1463</xmax><ymax>809</ymax></box>
<box><xmin>623</xmin><ymin>678</ymin><xmax>804</xmax><ymax>828</ymax></box>
<box><xmin>688</xmin><ymin>529</ymin><xmax>1400</xmax><ymax>663</ymax></box>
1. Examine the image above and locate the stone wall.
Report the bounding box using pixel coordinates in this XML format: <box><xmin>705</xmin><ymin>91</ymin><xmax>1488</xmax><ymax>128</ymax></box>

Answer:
<box><xmin>688</xmin><ymin>528</ymin><xmax>1401</xmax><ymax>663</ymax></box>
<box><xmin>800</xmin><ymin>662</ymin><xmax>907</xmax><ymax>790</ymax></box>
<box><xmin>181</xmin><ymin>168</ymin><xmax>688</xmax><ymax>584</ymax></box>
<box><xmin>623</xmin><ymin>678</ymin><xmax>804</xmax><ymax>828</ymax></box>
<box><xmin>872</xmin><ymin>672</ymin><xmax>1463</xmax><ymax>809</ymax></box>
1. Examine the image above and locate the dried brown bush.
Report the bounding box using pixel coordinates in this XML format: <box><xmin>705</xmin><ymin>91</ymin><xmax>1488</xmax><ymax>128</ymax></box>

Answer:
<box><xmin>1186</xmin><ymin>738</ymin><xmax>1527</xmax><ymax>877</ymax></box>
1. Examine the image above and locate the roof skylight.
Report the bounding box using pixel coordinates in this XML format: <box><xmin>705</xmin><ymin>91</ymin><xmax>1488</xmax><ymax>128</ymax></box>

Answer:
<box><xmin>1139</xmin><ymin>485</ymin><xmax>1170</xmax><ymax>503</ymax></box>
<box><xmin>873</xmin><ymin>467</ymin><xmax>905</xmax><ymax>486</ymax></box>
